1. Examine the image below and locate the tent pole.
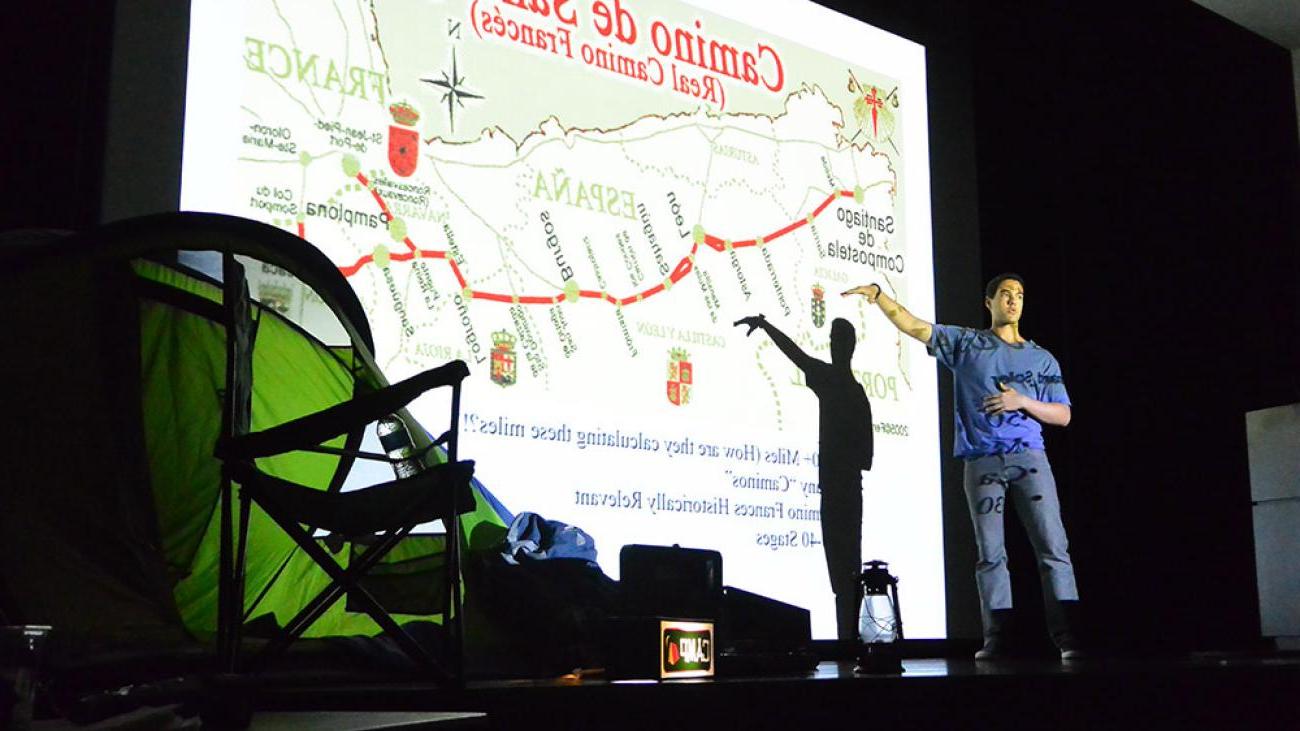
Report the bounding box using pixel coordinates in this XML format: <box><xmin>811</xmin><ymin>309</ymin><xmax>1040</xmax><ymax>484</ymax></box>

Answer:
<box><xmin>217</xmin><ymin>474</ymin><xmax>233</xmax><ymax>670</ymax></box>
<box><xmin>218</xmin><ymin>252</ymin><xmax>252</xmax><ymax>673</ymax></box>
<box><xmin>448</xmin><ymin>381</ymin><xmax>463</xmax><ymax>686</ymax></box>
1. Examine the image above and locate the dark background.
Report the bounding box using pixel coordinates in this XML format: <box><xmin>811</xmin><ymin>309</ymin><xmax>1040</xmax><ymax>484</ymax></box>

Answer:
<box><xmin>3</xmin><ymin>0</ymin><xmax>1297</xmax><ymax>650</ymax></box>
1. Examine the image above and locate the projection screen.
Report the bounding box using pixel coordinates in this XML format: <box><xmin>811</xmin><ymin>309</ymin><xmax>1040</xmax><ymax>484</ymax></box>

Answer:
<box><xmin>179</xmin><ymin>0</ymin><xmax>943</xmax><ymax>639</ymax></box>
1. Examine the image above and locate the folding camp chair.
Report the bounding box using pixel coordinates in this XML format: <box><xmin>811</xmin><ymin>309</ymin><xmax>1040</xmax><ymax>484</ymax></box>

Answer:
<box><xmin>213</xmin><ymin>255</ymin><xmax>476</xmax><ymax>683</ymax></box>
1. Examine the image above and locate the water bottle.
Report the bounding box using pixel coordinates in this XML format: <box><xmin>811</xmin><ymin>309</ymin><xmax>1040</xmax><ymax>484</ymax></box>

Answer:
<box><xmin>377</xmin><ymin>414</ymin><xmax>422</xmax><ymax>479</ymax></box>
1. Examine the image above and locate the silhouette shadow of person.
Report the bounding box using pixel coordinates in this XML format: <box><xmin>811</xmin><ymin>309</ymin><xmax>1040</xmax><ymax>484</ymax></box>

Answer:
<box><xmin>734</xmin><ymin>314</ymin><xmax>873</xmax><ymax>642</ymax></box>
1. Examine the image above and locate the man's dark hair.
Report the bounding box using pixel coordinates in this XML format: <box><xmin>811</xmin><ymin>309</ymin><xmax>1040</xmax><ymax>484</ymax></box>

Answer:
<box><xmin>984</xmin><ymin>272</ymin><xmax>1025</xmax><ymax>300</ymax></box>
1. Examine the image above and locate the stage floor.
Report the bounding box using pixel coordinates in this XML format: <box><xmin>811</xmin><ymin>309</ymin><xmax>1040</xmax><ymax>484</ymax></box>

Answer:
<box><xmin>259</xmin><ymin>652</ymin><xmax>1300</xmax><ymax>730</ymax></box>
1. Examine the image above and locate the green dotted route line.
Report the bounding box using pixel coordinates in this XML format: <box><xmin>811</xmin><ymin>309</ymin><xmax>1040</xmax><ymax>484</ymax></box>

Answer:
<box><xmin>429</xmin><ymin>159</ymin><xmax>541</xmax><ymax>293</ymax></box>
<box><xmin>708</xmin><ymin>174</ymin><xmax>777</xmax><ymax>201</ymax></box>
<box><xmin>499</xmin><ymin>167</ymin><xmax>560</xmax><ymax>291</ymax></box>
<box><xmin>892</xmin><ymin>331</ymin><xmax>911</xmax><ymax>393</ymax></box>
<box><xmin>334</xmin><ymin>154</ymin><xmax>383</xmax><ymax>330</ymax></box>
<box><xmin>350</xmin><ymin>163</ymin><xmax>428</xmax><ymax>368</ymax></box>
<box><xmin>618</xmin><ymin>138</ymin><xmax>709</xmax><ymax>190</ymax></box>
<box><xmin>265</xmin><ymin>151</ymin><xmax>316</xmax><ymax>228</ymax></box>
<box><xmin>696</xmin><ymin>148</ymin><xmax>715</xmax><ymax>219</ymax></box>
<box><xmin>768</xmin><ymin>192</ymin><xmax>814</xmax><ymax>325</ymax></box>
<box><xmin>486</xmin><ymin>196</ymin><xmax>555</xmax><ymax>390</ymax></box>
<box><xmin>369</xmin><ymin>164</ymin><xmax>423</xmax><ymax>349</ymax></box>
<box><xmin>754</xmin><ymin>340</ymin><xmax>784</xmax><ymax>431</ymax></box>
<box><xmin>851</xmin><ymin>279</ymin><xmax>911</xmax><ymax>395</ymax></box>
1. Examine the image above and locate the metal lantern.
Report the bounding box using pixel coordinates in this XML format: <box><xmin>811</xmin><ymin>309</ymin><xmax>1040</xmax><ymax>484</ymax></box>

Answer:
<box><xmin>858</xmin><ymin>560</ymin><xmax>904</xmax><ymax>644</ymax></box>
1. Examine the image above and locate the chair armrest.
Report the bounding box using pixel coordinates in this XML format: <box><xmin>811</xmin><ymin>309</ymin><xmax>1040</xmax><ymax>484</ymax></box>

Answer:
<box><xmin>217</xmin><ymin>360</ymin><xmax>470</xmax><ymax>460</ymax></box>
<box><xmin>229</xmin><ymin>460</ymin><xmax>477</xmax><ymax>536</ymax></box>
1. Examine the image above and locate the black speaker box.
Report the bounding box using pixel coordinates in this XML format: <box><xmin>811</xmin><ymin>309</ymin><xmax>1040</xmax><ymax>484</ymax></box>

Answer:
<box><xmin>719</xmin><ymin>586</ymin><xmax>816</xmax><ymax>675</ymax></box>
<box><xmin>618</xmin><ymin>544</ymin><xmax>722</xmax><ymax>618</ymax></box>
<box><xmin>719</xmin><ymin>585</ymin><xmax>809</xmax><ymax>650</ymax></box>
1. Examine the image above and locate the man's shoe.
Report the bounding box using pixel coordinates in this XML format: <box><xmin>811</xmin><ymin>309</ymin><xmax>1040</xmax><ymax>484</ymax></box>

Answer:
<box><xmin>976</xmin><ymin>608</ymin><xmax>1015</xmax><ymax>660</ymax></box>
<box><xmin>1058</xmin><ymin>638</ymin><xmax>1088</xmax><ymax>661</ymax></box>
<box><xmin>1050</xmin><ymin>601</ymin><xmax>1088</xmax><ymax>661</ymax></box>
<box><xmin>974</xmin><ymin>637</ymin><xmax>1010</xmax><ymax>660</ymax></box>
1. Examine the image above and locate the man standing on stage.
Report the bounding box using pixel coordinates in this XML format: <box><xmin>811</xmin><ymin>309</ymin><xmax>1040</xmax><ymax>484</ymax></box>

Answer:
<box><xmin>734</xmin><ymin>314</ymin><xmax>873</xmax><ymax>643</ymax></box>
<box><xmin>843</xmin><ymin>275</ymin><xmax>1083</xmax><ymax>660</ymax></box>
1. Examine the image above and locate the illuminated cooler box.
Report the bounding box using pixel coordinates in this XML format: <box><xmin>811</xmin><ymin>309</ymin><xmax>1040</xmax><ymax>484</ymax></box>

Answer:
<box><xmin>605</xmin><ymin>617</ymin><xmax>716</xmax><ymax>680</ymax></box>
<box><xmin>606</xmin><ymin>545</ymin><xmax>815</xmax><ymax>678</ymax></box>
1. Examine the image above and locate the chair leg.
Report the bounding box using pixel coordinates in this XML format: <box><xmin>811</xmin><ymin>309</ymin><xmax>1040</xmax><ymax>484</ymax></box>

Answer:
<box><xmin>341</xmin><ymin>583</ymin><xmax>444</xmax><ymax>673</ymax></box>
<box><xmin>230</xmin><ymin>491</ymin><xmax>252</xmax><ymax>671</ymax></box>
<box><xmin>445</xmin><ymin>513</ymin><xmax>463</xmax><ymax>684</ymax></box>
<box><xmin>270</xmin><ymin>529</ymin><xmax>407</xmax><ymax>645</ymax></box>
<box><xmin>447</xmin><ymin>386</ymin><xmax>464</xmax><ymax>684</ymax></box>
<box><xmin>217</xmin><ymin>478</ymin><xmax>235</xmax><ymax>672</ymax></box>
<box><xmin>245</xmin><ymin>514</ymin><xmax>451</xmax><ymax>680</ymax></box>
<box><xmin>245</xmin><ymin>516</ymin><xmax>363</xmax><ymax>667</ymax></box>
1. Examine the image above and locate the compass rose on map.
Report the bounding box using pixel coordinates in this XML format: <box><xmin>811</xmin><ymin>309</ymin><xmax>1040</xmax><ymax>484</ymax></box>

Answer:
<box><xmin>420</xmin><ymin>48</ymin><xmax>483</xmax><ymax>134</ymax></box>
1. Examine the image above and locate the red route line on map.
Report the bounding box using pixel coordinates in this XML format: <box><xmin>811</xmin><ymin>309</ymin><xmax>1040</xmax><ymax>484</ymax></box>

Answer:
<box><xmin>321</xmin><ymin>174</ymin><xmax>856</xmax><ymax>306</ymax></box>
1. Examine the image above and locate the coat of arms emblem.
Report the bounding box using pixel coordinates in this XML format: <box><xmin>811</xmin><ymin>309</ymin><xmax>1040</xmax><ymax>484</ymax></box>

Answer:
<box><xmin>850</xmin><ymin>77</ymin><xmax>897</xmax><ymax>142</ymax></box>
<box><xmin>490</xmin><ymin>330</ymin><xmax>517</xmax><ymax>387</ymax></box>
<box><xmin>811</xmin><ymin>283</ymin><xmax>826</xmax><ymax>328</ymax></box>
<box><xmin>388</xmin><ymin>102</ymin><xmax>420</xmax><ymax>178</ymax></box>
<box><xmin>667</xmin><ymin>348</ymin><xmax>692</xmax><ymax>406</ymax></box>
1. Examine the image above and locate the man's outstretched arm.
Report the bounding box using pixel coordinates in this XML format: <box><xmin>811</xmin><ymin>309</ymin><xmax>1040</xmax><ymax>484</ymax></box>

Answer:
<box><xmin>734</xmin><ymin>314</ymin><xmax>815</xmax><ymax>371</ymax></box>
<box><xmin>842</xmin><ymin>284</ymin><xmax>933</xmax><ymax>344</ymax></box>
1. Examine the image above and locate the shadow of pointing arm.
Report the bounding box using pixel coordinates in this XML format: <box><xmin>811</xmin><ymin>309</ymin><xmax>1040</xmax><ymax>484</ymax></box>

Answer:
<box><xmin>736</xmin><ymin>314</ymin><xmax>814</xmax><ymax>372</ymax></box>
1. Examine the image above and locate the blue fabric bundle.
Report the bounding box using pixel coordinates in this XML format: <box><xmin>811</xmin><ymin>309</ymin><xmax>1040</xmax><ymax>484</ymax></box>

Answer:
<box><xmin>501</xmin><ymin>511</ymin><xmax>597</xmax><ymax>564</ymax></box>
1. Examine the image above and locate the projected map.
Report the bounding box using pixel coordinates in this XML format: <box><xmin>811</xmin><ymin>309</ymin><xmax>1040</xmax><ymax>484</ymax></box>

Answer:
<box><xmin>184</xmin><ymin>0</ymin><xmax>941</xmax><ymax>638</ymax></box>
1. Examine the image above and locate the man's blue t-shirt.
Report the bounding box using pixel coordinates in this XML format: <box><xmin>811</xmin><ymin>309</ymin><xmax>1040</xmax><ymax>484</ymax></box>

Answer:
<box><xmin>927</xmin><ymin>324</ymin><xmax>1071</xmax><ymax>459</ymax></box>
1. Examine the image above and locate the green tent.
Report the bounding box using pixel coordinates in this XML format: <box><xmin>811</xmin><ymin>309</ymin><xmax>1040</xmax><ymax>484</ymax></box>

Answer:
<box><xmin>0</xmin><ymin>212</ymin><xmax>510</xmax><ymax>664</ymax></box>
